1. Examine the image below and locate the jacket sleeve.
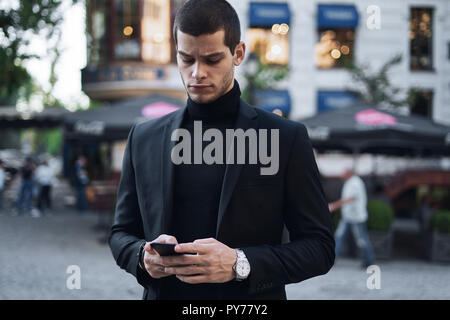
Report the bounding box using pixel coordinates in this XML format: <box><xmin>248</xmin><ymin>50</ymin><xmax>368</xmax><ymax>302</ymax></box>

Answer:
<box><xmin>242</xmin><ymin>124</ymin><xmax>335</xmax><ymax>295</ymax></box>
<box><xmin>108</xmin><ymin>124</ymin><xmax>155</xmax><ymax>288</ymax></box>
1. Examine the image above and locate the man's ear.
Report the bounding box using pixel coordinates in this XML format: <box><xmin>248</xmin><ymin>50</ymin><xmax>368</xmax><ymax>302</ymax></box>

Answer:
<box><xmin>233</xmin><ymin>41</ymin><xmax>246</xmax><ymax>66</ymax></box>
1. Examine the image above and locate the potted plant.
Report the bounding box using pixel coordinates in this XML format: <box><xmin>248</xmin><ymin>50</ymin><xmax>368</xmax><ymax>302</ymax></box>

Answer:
<box><xmin>367</xmin><ymin>200</ymin><xmax>395</xmax><ymax>259</ymax></box>
<box><xmin>429</xmin><ymin>210</ymin><xmax>450</xmax><ymax>262</ymax></box>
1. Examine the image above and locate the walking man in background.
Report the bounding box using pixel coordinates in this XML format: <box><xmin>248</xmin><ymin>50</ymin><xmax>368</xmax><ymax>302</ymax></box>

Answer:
<box><xmin>13</xmin><ymin>158</ymin><xmax>35</xmax><ymax>216</ymax></box>
<box><xmin>74</xmin><ymin>155</ymin><xmax>89</xmax><ymax>212</ymax></box>
<box><xmin>35</xmin><ymin>160</ymin><xmax>54</xmax><ymax>215</ymax></box>
<box><xmin>329</xmin><ymin>168</ymin><xmax>375</xmax><ymax>268</ymax></box>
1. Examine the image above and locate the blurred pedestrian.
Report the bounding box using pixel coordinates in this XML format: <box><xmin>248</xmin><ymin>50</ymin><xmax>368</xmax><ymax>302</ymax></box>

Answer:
<box><xmin>35</xmin><ymin>160</ymin><xmax>54</xmax><ymax>215</ymax></box>
<box><xmin>74</xmin><ymin>155</ymin><xmax>89</xmax><ymax>211</ymax></box>
<box><xmin>417</xmin><ymin>193</ymin><xmax>434</xmax><ymax>259</ymax></box>
<box><xmin>0</xmin><ymin>159</ymin><xmax>6</xmax><ymax>212</ymax></box>
<box><xmin>13</xmin><ymin>158</ymin><xmax>35</xmax><ymax>216</ymax></box>
<box><xmin>329</xmin><ymin>168</ymin><xmax>375</xmax><ymax>268</ymax></box>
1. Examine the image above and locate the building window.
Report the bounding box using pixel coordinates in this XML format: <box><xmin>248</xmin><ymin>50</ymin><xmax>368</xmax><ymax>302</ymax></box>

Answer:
<box><xmin>315</xmin><ymin>5</ymin><xmax>359</xmax><ymax>69</ymax></box>
<box><xmin>315</xmin><ymin>29</ymin><xmax>354</xmax><ymax>69</ymax></box>
<box><xmin>114</xmin><ymin>0</ymin><xmax>141</xmax><ymax>60</ymax></box>
<box><xmin>141</xmin><ymin>0</ymin><xmax>173</xmax><ymax>64</ymax></box>
<box><xmin>410</xmin><ymin>8</ymin><xmax>433</xmax><ymax>71</ymax></box>
<box><xmin>247</xmin><ymin>2</ymin><xmax>291</xmax><ymax>65</ymax></box>
<box><xmin>409</xmin><ymin>89</ymin><xmax>433</xmax><ymax>118</ymax></box>
<box><xmin>86</xmin><ymin>0</ymin><xmax>110</xmax><ymax>65</ymax></box>
<box><xmin>247</xmin><ymin>24</ymin><xmax>289</xmax><ymax>65</ymax></box>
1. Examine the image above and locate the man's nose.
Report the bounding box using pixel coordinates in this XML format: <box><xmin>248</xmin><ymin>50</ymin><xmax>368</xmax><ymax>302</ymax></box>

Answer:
<box><xmin>192</xmin><ymin>62</ymin><xmax>206</xmax><ymax>80</ymax></box>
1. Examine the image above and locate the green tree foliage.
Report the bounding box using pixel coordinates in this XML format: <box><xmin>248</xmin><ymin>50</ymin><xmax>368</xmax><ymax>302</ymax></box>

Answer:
<box><xmin>431</xmin><ymin>210</ymin><xmax>450</xmax><ymax>234</ymax></box>
<box><xmin>344</xmin><ymin>54</ymin><xmax>408</xmax><ymax>109</ymax></box>
<box><xmin>0</xmin><ymin>0</ymin><xmax>79</xmax><ymax>105</ymax></box>
<box><xmin>367</xmin><ymin>200</ymin><xmax>395</xmax><ymax>232</ymax></box>
<box><xmin>242</xmin><ymin>55</ymin><xmax>290</xmax><ymax>105</ymax></box>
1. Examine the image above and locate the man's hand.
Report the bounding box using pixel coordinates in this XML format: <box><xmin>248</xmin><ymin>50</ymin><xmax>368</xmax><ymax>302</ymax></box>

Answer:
<box><xmin>328</xmin><ymin>197</ymin><xmax>355</xmax><ymax>213</ymax></box>
<box><xmin>328</xmin><ymin>202</ymin><xmax>337</xmax><ymax>213</ymax></box>
<box><xmin>143</xmin><ymin>234</ymin><xmax>180</xmax><ymax>279</ymax></box>
<box><xmin>162</xmin><ymin>238</ymin><xmax>237</xmax><ymax>284</ymax></box>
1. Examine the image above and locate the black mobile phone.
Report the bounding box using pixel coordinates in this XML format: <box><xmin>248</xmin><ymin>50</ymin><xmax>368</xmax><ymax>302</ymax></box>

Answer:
<box><xmin>150</xmin><ymin>242</ymin><xmax>180</xmax><ymax>256</ymax></box>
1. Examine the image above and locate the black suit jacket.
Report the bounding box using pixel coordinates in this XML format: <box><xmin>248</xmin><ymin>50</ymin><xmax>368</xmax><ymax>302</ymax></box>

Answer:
<box><xmin>109</xmin><ymin>99</ymin><xmax>335</xmax><ymax>300</ymax></box>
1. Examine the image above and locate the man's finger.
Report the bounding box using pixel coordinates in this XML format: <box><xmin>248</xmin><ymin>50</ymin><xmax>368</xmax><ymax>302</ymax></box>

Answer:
<box><xmin>160</xmin><ymin>254</ymin><xmax>200</xmax><ymax>267</ymax></box>
<box><xmin>153</xmin><ymin>234</ymin><xmax>178</xmax><ymax>244</ymax></box>
<box><xmin>146</xmin><ymin>242</ymin><xmax>159</xmax><ymax>254</ymax></box>
<box><xmin>175</xmin><ymin>242</ymin><xmax>209</xmax><ymax>255</ymax></box>
<box><xmin>145</xmin><ymin>254</ymin><xmax>165</xmax><ymax>267</ymax></box>
<box><xmin>165</xmin><ymin>265</ymin><xmax>207</xmax><ymax>276</ymax></box>
<box><xmin>150</xmin><ymin>266</ymin><xmax>172</xmax><ymax>279</ymax></box>
<box><xmin>193</xmin><ymin>238</ymin><xmax>216</xmax><ymax>244</ymax></box>
<box><xmin>145</xmin><ymin>244</ymin><xmax>162</xmax><ymax>257</ymax></box>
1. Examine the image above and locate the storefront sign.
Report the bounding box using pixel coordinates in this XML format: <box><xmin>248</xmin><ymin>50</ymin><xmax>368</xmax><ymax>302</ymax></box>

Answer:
<box><xmin>249</xmin><ymin>2</ymin><xmax>291</xmax><ymax>28</ymax></box>
<box><xmin>317</xmin><ymin>90</ymin><xmax>359</xmax><ymax>113</ymax></box>
<box><xmin>355</xmin><ymin>109</ymin><xmax>397</xmax><ymax>126</ymax></box>
<box><xmin>306</xmin><ymin>126</ymin><xmax>330</xmax><ymax>141</ymax></box>
<box><xmin>74</xmin><ymin>120</ymin><xmax>105</xmax><ymax>136</ymax></box>
<box><xmin>318</xmin><ymin>4</ymin><xmax>359</xmax><ymax>28</ymax></box>
<box><xmin>82</xmin><ymin>65</ymin><xmax>166</xmax><ymax>84</ymax></box>
<box><xmin>255</xmin><ymin>89</ymin><xmax>291</xmax><ymax>116</ymax></box>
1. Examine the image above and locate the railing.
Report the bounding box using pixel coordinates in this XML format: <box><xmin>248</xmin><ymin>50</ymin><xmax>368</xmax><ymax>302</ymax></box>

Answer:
<box><xmin>385</xmin><ymin>170</ymin><xmax>450</xmax><ymax>199</ymax></box>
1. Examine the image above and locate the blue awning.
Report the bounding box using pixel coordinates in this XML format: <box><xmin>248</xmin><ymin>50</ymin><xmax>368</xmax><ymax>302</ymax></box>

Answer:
<box><xmin>249</xmin><ymin>2</ymin><xmax>291</xmax><ymax>28</ymax></box>
<box><xmin>318</xmin><ymin>4</ymin><xmax>359</xmax><ymax>28</ymax></box>
<box><xmin>255</xmin><ymin>89</ymin><xmax>291</xmax><ymax>115</ymax></box>
<box><xmin>317</xmin><ymin>90</ymin><xmax>359</xmax><ymax>113</ymax></box>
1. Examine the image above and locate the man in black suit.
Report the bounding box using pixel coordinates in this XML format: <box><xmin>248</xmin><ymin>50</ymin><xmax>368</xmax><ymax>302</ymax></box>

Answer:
<box><xmin>109</xmin><ymin>0</ymin><xmax>335</xmax><ymax>300</ymax></box>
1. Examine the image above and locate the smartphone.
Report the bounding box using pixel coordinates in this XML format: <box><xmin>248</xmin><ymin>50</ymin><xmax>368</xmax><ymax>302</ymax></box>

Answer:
<box><xmin>150</xmin><ymin>242</ymin><xmax>180</xmax><ymax>256</ymax></box>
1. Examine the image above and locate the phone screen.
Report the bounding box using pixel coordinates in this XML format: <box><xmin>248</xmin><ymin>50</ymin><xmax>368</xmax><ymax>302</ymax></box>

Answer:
<box><xmin>150</xmin><ymin>242</ymin><xmax>180</xmax><ymax>256</ymax></box>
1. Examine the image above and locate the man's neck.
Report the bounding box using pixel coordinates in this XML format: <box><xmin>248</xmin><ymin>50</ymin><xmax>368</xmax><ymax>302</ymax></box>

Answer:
<box><xmin>186</xmin><ymin>79</ymin><xmax>241</xmax><ymax>120</ymax></box>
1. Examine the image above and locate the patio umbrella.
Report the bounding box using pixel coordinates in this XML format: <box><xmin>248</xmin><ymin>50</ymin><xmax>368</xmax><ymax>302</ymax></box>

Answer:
<box><xmin>64</xmin><ymin>94</ymin><xmax>184</xmax><ymax>142</ymax></box>
<box><xmin>300</xmin><ymin>105</ymin><xmax>450</xmax><ymax>157</ymax></box>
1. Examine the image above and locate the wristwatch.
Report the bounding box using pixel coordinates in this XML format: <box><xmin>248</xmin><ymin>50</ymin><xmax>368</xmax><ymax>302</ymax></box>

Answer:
<box><xmin>233</xmin><ymin>249</ymin><xmax>251</xmax><ymax>281</ymax></box>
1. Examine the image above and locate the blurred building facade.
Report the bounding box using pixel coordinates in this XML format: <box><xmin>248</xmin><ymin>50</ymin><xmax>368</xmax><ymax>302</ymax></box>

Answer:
<box><xmin>230</xmin><ymin>0</ymin><xmax>450</xmax><ymax>125</ymax></box>
<box><xmin>83</xmin><ymin>0</ymin><xmax>187</xmax><ymax>101</ymax></box>
<box><xmin>82</xmin><ymin>0</ymin><xmax>450</xmax><ymax>124</ymax></box>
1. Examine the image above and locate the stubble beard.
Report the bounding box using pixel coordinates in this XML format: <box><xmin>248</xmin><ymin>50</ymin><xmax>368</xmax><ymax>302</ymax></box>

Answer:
<box><xmin>183</xmin><ymin>66</ymin><xmax>235</xmax><ymax>104</ymax></box>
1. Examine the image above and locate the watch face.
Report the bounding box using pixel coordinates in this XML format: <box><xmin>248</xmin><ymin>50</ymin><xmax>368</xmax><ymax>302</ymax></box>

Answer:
<box><xmin>237</xmin><ymin>260</ymin><xmax>251</xmax><ymax>277</ymax></box>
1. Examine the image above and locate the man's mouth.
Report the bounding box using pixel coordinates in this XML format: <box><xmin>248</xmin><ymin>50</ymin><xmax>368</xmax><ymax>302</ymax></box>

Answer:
<box><xmin>189</xmin><ymin>84</ymin><xmax>212</xmax><ymax>92</ymax></box>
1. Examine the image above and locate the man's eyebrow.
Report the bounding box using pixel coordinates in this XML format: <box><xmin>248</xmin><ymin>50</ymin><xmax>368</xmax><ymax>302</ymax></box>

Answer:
<box><xmin>178</xmin><ymin>50</ymin><xmax>192</xmax><ymax>57</ymax></box>
<box><xmin>202</xmin><ymin>52</ymin><xmax>226</xmax><ymax>59</ymax></box>
<box><xmin>178</xmin><ymin>50</ymin><xmax>226</xmax><ymax>59</ymax></box>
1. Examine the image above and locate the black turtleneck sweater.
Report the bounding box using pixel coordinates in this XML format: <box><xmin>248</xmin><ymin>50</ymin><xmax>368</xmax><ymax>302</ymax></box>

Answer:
<box><xmin>160</xmin><ymin>80</ymin><xmax>241</xmax><ymax>300</ymax></box>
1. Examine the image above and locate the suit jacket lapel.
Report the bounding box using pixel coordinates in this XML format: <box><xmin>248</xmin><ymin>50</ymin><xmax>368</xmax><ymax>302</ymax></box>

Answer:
<box><xmin>160</xmin><ymin>105</ymin><xmax>187</xmax><ymax>234</ymax></box>
<box><xmin>216</xmin><ymin>99</ymin><xmax>258</xmax><ymax>237</ymax></box>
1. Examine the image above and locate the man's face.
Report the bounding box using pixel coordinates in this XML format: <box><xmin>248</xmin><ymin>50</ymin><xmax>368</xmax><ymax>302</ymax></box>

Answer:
<box><xmin>176</xmin><ymin>29</ymin><xmax>245</xmax><ymax>104</ymax></box>
<box><xmin>340</xmin><ymin>169</ymin><xmax>353</xmax><ymax>181</ymax></box>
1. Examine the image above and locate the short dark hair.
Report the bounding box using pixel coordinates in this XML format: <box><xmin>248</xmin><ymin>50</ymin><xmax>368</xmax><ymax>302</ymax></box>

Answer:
<box><xmin>173</xmin><ymin>0</ymin><xmax>241</xmax><ymax>54</ymax></box>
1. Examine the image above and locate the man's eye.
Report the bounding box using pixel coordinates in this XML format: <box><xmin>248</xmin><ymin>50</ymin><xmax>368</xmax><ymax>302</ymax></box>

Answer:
<box><xmin>207</xmin><ymin>59</ymin><xmax>220</xmax><ymax>65</ymax></box>
<box><xmin>182</xmin><ymin>59</ymin><xmax>194</xmax><ymax>64</ymax></box>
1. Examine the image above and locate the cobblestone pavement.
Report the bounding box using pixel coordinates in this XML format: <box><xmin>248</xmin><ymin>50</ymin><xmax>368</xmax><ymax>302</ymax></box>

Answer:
<box><xmin>0</xmin><ymin>210</ymin><xmax>140</xmax><ymax>300</ymax></box>
<box><xmin>286</xmin><ymin>257</ymin><xmax>450</xmax><ymax>300</ymax></box>
<box><xmin>1</xmin><ymin>209</ymin><xmax>449</xmax><ymax>300</ymax></box>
